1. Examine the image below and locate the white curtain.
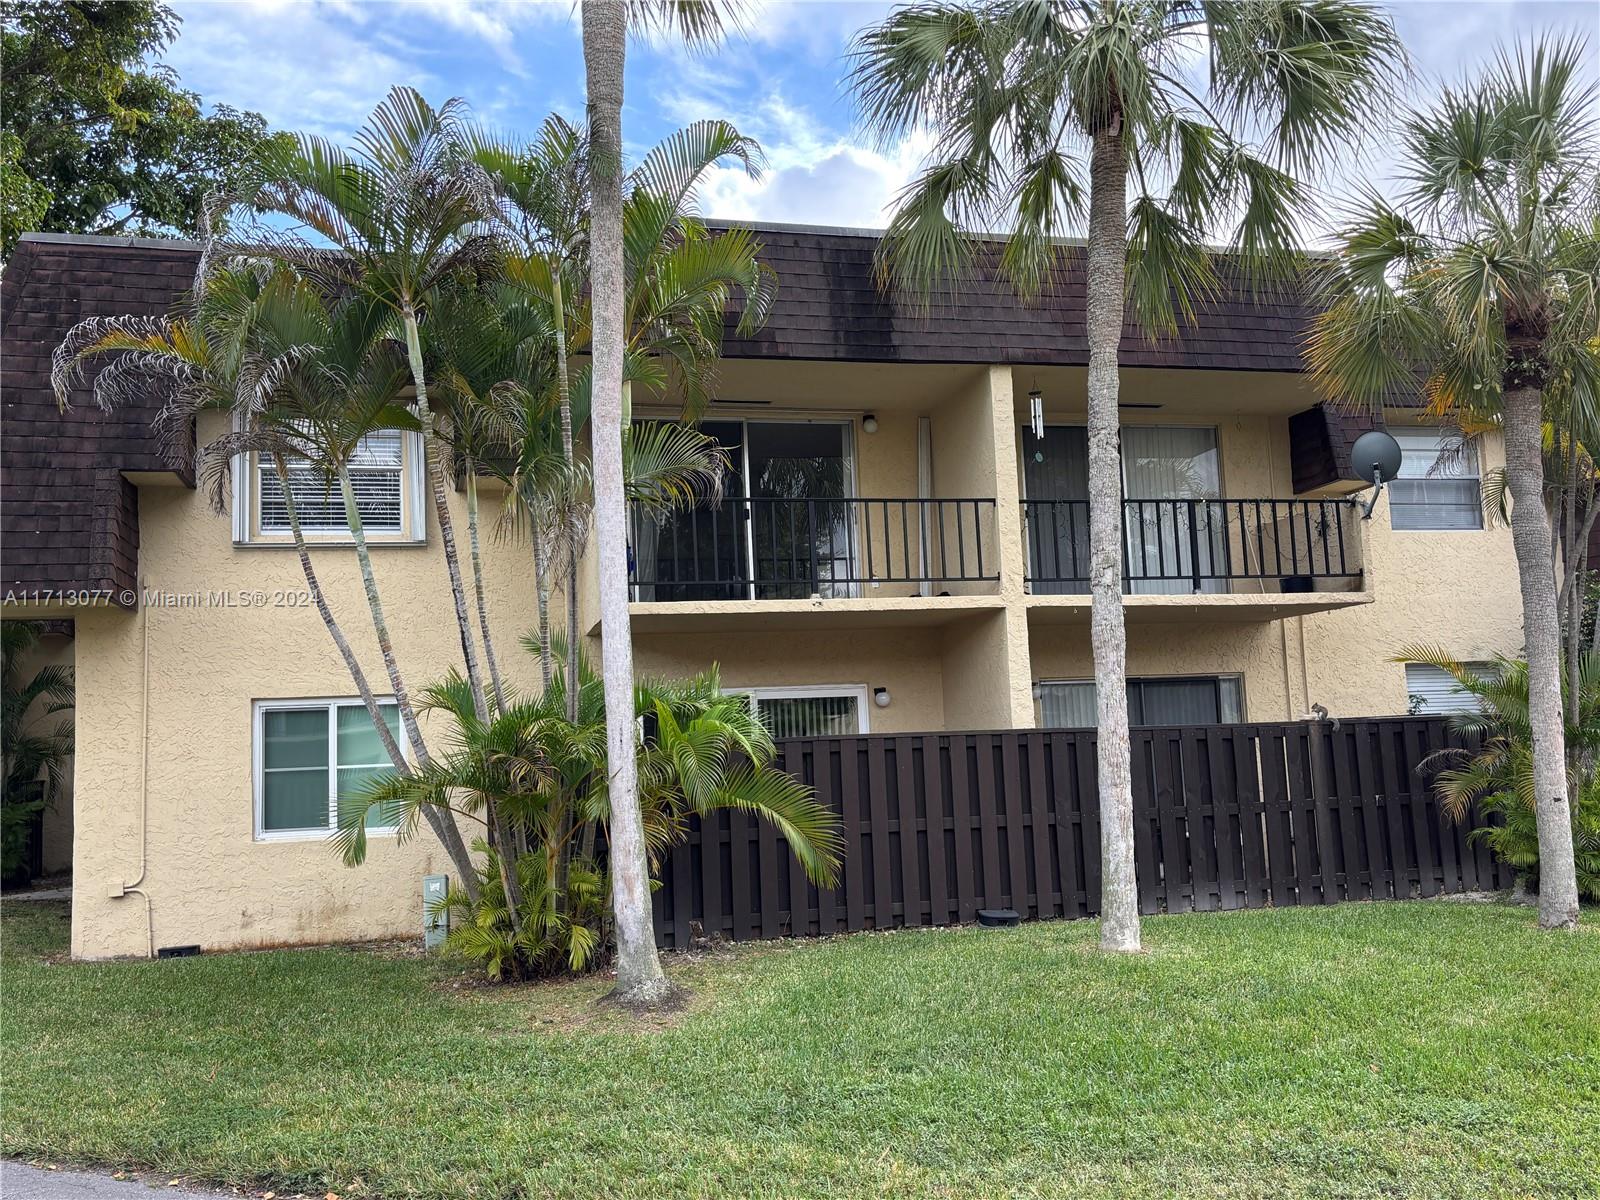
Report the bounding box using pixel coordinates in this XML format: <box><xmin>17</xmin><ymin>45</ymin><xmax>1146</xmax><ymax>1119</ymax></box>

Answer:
<box><xmin>1120</xmin><ymin>426</ymin><xmax>1223</xmax><ymax>595</ymax></box>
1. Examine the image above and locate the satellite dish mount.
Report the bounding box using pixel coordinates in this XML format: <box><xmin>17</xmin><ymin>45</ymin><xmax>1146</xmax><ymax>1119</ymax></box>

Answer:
<box><xmin>1349</xmin><ymin>430</ymin><xmax>1403</xmax><ymax>521</ymax></box>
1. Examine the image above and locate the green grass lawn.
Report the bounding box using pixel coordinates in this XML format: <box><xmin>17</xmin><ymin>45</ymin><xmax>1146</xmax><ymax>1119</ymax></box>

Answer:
<box><xmin>3</xmin><ymin>899</ymin><xmax>1596</xmax><ymax>1200</ymax></box>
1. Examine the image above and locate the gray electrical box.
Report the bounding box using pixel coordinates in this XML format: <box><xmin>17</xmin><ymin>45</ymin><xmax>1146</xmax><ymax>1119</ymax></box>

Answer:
<box><xmin>423</xmin><ymin>874</ymin><xmax>449</xmax><ymax>949</ymax></box>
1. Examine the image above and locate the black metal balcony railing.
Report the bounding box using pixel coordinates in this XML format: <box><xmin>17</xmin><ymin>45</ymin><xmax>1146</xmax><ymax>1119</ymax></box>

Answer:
<box><xmin>630</xmin><ymin>497</ymin><xmax>998</xmax><ymax>602</ymax></box>
<box><xmin>1022</xmin><ymin>498</ymin><xmax>1362</xmax><ymax>591</ymax></box>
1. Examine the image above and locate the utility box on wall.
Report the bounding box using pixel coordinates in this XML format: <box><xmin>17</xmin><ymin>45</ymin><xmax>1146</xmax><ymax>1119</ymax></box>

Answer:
<box><xmin>423</xmin><ymin>874</ymin><xmax>449</xmax><ymax>949</ymax></box>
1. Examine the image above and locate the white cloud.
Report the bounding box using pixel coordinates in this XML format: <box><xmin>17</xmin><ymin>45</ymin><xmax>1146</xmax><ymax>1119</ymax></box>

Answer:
<box><xmin>167</xmin><ymin>0</ymin><xmax>429</xmax><ymax>137</ymax></box>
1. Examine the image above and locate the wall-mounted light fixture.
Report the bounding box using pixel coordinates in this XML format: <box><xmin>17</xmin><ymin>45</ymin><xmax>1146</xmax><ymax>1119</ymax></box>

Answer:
<box><xmin>873</xmin><ymin>686</ymin><xmax>891</xmax><ymax>709</ymax></box>
<box><xmin>862</xmin><ymin>413</ymin><xmax>879</xmax><ymax>434</ymax></box>
<box><xmin>1028</xmin><ymin>384</ymin><xmax>1045</xmax><ymax>462</ymax></box>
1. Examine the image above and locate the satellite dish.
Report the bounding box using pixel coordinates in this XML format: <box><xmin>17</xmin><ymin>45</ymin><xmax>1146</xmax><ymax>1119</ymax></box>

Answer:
<box><xmin>1350</xmin><ymin>430</ymin><xmax>1402</xmax><ymax>486</ymax></box>
<box><xmin>1350</xmin><ymin>429</ymin><xmax>1403</xmax><ymax>519</ymax></box>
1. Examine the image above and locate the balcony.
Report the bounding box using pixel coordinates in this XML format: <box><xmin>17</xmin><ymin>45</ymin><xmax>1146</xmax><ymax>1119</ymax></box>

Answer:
<box><xmin>1022</xmin><ymin>497</ymin><xmax>1371</xmax><ymax>623</ymax></box>
<box><xmin>627</xmin><ymin>497</ymin><xmax>1002</xmax><ymax>630</ymax></box>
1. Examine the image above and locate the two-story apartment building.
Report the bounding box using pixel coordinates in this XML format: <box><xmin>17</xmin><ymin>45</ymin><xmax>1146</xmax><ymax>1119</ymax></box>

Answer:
<box><xmin>2</xmin><ymin>226</ymin><xmax>1524</xmax><ymax>959</ymax></box>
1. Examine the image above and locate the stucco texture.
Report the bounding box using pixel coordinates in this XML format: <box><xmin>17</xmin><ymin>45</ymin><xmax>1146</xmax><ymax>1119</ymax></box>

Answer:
<box><xmin>63</xmin><ymin>374</ymin><xmax>1526</xmax><ymax>959</ymax></box>
<box><xmin>70</xmin><ymin>415</ymin><xmax>549</xmax><ymax>959</ymax></box>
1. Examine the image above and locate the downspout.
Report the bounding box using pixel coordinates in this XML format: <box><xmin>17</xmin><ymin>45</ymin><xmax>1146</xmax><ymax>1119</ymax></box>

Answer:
<box><xmin>114</xmin><ymin>581</ymin><xmax>153</xmax><ymax>958</ymax></box>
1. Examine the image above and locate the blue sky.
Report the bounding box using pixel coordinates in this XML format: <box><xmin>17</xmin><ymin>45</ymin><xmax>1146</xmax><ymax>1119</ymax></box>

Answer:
<box><xmin>165</xmin><ymin>0</ymin><xmax>1597</xmax><ymax>233</ymax></box>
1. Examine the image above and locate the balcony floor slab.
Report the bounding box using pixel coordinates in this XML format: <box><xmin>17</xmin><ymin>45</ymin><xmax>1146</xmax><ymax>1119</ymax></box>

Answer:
<box><xmin>1024</xmin><ymin>589</ymin><xmax>1374</xmax><ymax>625</ymax></box>
<box><xmin>625</xmin><ymin>594</ymin><xmax>1008</xmax><ymax>634</ymax></box>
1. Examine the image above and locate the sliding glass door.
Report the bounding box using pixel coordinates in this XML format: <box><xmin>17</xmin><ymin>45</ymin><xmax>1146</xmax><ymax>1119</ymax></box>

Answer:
<box><xmin>630</xmin><ymin>419</ymin><xmax>854</xmax><ymax>601</ymax></box>
<box><xmin>1120</xmin><ymin>426</ymin><xmax>1224</xmax><ymax>595</ymax></box>
<box><xmin>1023</xmin><ymin>426</ymin><xmax>1090</xmax><ymax>595</ymax></box>
<box><xmin>1023</xmin><ymin>423</ymin><xmax>1224</xmax><ymax>595</ymax></box>
<box><xmin>746</xmin><ymin>421</ymin><xmax>854</xmax><ymax>599</ymax></box>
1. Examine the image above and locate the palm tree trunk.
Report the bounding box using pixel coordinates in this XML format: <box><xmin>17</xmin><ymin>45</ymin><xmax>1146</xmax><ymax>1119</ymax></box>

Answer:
<box><xmin>336</xmin><ymin>464</ymin><xmax>479</xmax><ymax>897</ymax></box>
<box><xmin>533</xmin><ymin>532</ymin><xmax>554</xmax><ymax>690</ymax></box>
<box><xmin>401</xmin><ymin>305</ymin><xmax>491</xmax><ymax>724</ymax></box>
<box><xmin>584</xmin><ymin>0</ymin><xmax>670</xmax><ymax>1005</ymax></box>
<box><xmin>1085</xmin><ymin>123</ymin><xmax>1140</xmax><ymax>954</ymax></box>
<box><xmin>465</xmin><ymin>467</ymin><xmax>508</xmax><ymax>713</ymax></box>
<box><xmin>551</xmin><ymin>268</ymin><xmax>583</xmax><ymax>725</ymax></box>
<box><xmin>276</xmin><ymin>457</ymin><xmax>404</xmax><ymax>773</ymax></box>
<box><xmin>1560</xmin><ymin>429</ymin><xmax>1581</xmax><ymax>729</ymax></box>
<box><xmin>1503</xmin><ymin>386</ymin><xmax>1578</xmax><ymax>929</ymax></box>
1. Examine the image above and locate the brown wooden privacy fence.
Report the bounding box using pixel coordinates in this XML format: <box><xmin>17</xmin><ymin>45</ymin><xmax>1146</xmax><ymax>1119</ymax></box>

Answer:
<box><xmin>651</xmin><ymin>716</ymin><xmax>1509</xmax><ymax>948</ymax></box>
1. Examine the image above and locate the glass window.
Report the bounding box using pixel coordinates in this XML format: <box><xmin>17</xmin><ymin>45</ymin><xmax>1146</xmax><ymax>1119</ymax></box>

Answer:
<box><xmin>740</xmin><ymin>688</ymin><xmax>866</xmax><ymax>738</ymax></box>
<box><xmin>1405</xmin><ymin>663</ymin><xmax>1491</xmax><ymax>715</ymax></box>
<box><xmin>1390</xmin><ymin>429</ymin><xmax>1482</xmax><ymax>531</ymax></box>
<box><xmin>1037</xmin><ymin>676</ymin><xmax>1244</xmax><ymax>728</ymax></box>
<box><xmin>250</xmin><ymin>431</ymin><xmax>417</xmax><ymax>541</ymax></box>
<box><xmin>257</xmin><ymin>700</ymin><xmax>403</xmax><ymax>837</ymax></box>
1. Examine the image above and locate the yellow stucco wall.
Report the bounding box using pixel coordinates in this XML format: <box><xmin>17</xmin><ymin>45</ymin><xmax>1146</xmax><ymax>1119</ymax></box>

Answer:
<box><xmin>52</xmin><ymin>372</ymin><xmax>1526</xmax><ymax>959</ymax></box>
<box><xmin>68</xmin><ymin>414</ymin><xmax>550</xmax><ymax>959</ymax></box>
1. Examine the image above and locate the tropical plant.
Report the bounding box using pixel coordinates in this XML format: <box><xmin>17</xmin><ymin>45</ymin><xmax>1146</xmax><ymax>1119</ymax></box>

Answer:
<box><xmin>337</xmin><ymin>641</ymin><xmax>842</xmax><ymax>981</ymax></box>
<box><xmin>222</xmin><ymin>86</ymin><xmax>504</xmax><ymax>727</ymax></box>
<box><xmin>1</xmin><ymin>621</ymin><xmax>73</xmax><ymax>882</ymax></box>
<box><xmin>849</xmin><ymin>0</ymin><xmax>1402</xmax><ymax>951</ymax></box>
<box><xmin>1401</xmin><ymin>645</ymin><xmax>1600</xmax><ymax>902</ymax></box>
<box><xmin>1308</xmin><ymin>38</ymin><xmax>1600</xmax><ymax>929</ymax></box>
<box><xmin>51</xmin><ymin>261</ymin><xmax>483</xmax><ymax>895</ymax></box>
<box><xmin>470</xmin><ymin>113</ymin><xmax>774</xmax><ymax>708</ymax></box>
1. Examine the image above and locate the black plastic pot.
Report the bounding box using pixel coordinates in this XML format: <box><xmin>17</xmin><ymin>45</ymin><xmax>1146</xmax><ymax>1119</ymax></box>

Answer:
<box><xmin>1280</xmin><ymin>574</ymin><xmax>1314</xmax><ymax>593</ymax></box>
<box><xmin>977</xmin><ymin>908</ymin><xmax>1021</xmax><ymax>927</ymax></box>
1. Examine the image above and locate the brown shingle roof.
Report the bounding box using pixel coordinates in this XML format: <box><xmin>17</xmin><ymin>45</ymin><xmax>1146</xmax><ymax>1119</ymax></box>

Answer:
<box><xmin>2</xmin><ymin>234</ymin><xmax>197</xmax><ymax>605</ymax></box>
<box><xmin>718</xmin><ymin>223</ymin><xmax>1315</xmax><ymax>370</ymax></box>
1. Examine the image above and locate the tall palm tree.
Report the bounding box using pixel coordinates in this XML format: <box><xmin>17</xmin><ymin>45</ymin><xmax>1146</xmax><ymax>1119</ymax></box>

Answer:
<box><xmin>52</xmin><ymin>264</ymin><xmax>483</xmax><ymax>895</ymax></box>
<box><xmin>469</xmin><ymin>114</ymin><xmax>592</xmax><ymax>715</ymax></box>
<box><xmin>581</xmin><ymin>0</ymin><xmax>738</xmax><ymax>1007</ymax></box>
<box><xmin>850</xmin><ymin>0</ymin><xmax>1402</xmax><ymax>951</ymax></box>
<box><xmin>223</xmin><ymin>86</ymin><xmax>504</xmax><ymax>724</ymax></box>
<box><xmin>1308</xmin><ymin>38</ymin><xmax>1598</xmax><ymax>930</ymax></box>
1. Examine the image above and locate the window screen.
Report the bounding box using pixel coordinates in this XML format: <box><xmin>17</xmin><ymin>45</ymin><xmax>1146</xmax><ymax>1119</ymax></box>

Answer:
<box><xmin>1390</xmin><ymin>429</ymin><xmax>1482</xmax><ymax>531</ymax></box>
<box><xmin>1405</xmin><ymin>663</ymin><xmax>1490</xmax><ymax>715</ymax></box>
<box><xmin>258</xmin><ymin>431</ymin><xmax>406</xmax><ymax>534</ymax></box>
<box><xmin>1038</xmin><ymin>676</ymin><xmax>1244</xmax><ymax>728</ymax></box>
<box><xmin>258</xmin><ymin>701</ymin><xmax>402</xmax><ymax>835</ymax></box>
<box><xmin>748</xmin><ymin>692</ymin><xmax>863</xmax><ymax>738</ymax></box>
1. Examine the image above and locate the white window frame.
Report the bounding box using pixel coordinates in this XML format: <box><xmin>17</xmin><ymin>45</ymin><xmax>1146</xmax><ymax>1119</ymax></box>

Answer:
<box><xmin>1389</xmin><ymin>426</ymin><xmax>1483</xmax><ymax>533</ymax></box>
<box><xmin>733</xmin><ymin>684</ymin><xmax>871</xmax><ymax>735</ymax></box>
<box><xmin>252</xmin><ymin>697</ymin><xmax>407</xmax><ymax>842</ymax></box>
<box><xmin>232</xmin><ymin>431</ymin><xmax>428</xmax><ymax>546</ymax></box>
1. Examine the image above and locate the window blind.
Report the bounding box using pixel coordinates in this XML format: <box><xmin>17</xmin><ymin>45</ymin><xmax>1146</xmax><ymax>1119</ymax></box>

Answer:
<box><xmin>749</xmin><ymin>693</ymin><xmax>862</xmax><ymax>738</ymax></box>
<box><xmin>258</xmin><ymin>431</ymin><xmax>405</xmax><ymax>534</ymax></box>
<box><xmin>1038</xmin><ymin>676</ymin><xmax>1243</xmax><ymax>729</ymax></box>
<box><xmin>1390</xmin><ymin>429</ymin><xmax>1482</xmax><ymax>531</ymax></box>
<box><xmin>1404</xmin><ymin>663</ymin><xmax>1489</xmax><ymax>715</ymax></box>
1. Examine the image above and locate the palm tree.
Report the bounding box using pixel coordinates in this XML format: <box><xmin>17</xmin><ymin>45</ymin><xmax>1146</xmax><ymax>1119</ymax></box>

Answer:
<box><xmin>223</xmin><ymin>86</ymin><xmax>504</xmax><ymax>725</ymax></box>
<box><xmin>52</xmin><ymin>263</ymin><xmax>481</xmax><ymax>896</ymax></box>
<box><xmin>1399</xmin><ymin>645</ymin><xmax>1600</xmax><ymax>903</ymax></box>
<box><xmin>336</xmin><ymin>646</ymin><xmax>842</xmax><ymax>981</ymax></box>
<box><xmin>1308</xmin><ymin>38</ymin><xmax>1599</xmax><ymax>930</ymax></box>
<box><xmin>850</xmin><ymin>0</ymin><xmax>1402</xmax><ymax>951</ymax></box>
<box><xmin>469</xmin><ymin>113</ymin><xmax>592</xmax><ymax>715</ymax></box>
<box><xmin>473</xmin><ymin>114</ymin><xmax>775</xmax><ymax>715</ymax></box>
<box><xmin>583</xmin><ymin>0</ymin><xmax>748</xmax><ymax>1005</ymax></box>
